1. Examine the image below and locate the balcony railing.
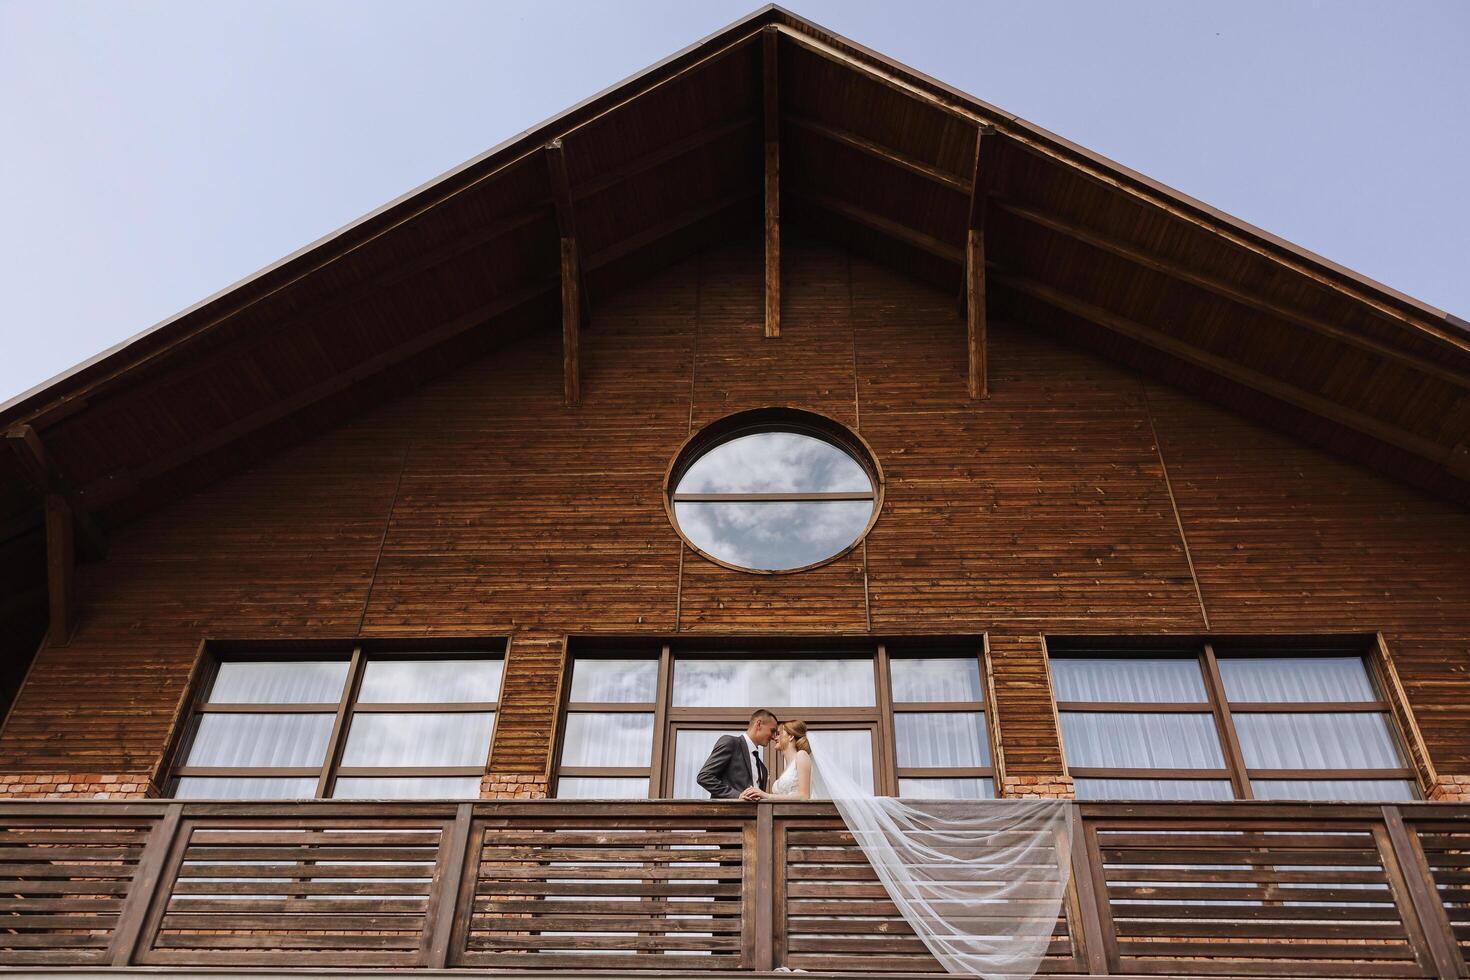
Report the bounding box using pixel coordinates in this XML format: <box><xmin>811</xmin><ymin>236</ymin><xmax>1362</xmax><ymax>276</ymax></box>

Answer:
<box><xmin>0</xmin><ymin>799</ymin><xmax>1466</xmax><ymax>977</ymax></box>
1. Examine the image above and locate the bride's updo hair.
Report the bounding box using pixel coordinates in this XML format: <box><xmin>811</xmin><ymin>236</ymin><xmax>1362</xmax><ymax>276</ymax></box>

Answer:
<box><xmin>782</xmin><ymin>720</ymin><xmax>812</xmax><ymax>755</ymax></box>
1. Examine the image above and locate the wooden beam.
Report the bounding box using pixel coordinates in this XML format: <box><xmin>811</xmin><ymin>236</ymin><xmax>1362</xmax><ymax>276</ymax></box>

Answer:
<box><xmin>966</xmin><ymin>127</ymin><xmax>994</xmax><ymax>399</ymax></box>
<box><xmin>546</xmin><ymin>140</ymin><xmax>584</xmax><ymax>406</ymax></box>
<box><xmin>572</xmin><ymin>114</ymin><xmax>757</xmax><ymax>201</ymax></box>
<box><xmin>83</xmin><ymin>279</ymin><xmax>557</xmax><ymax>508</ymax></box>
<box><xmin>5</xmin><ymin>424</ymin><xmax>104</xmax><ymax>560</ymax></box>
<box><xmin>43</xmin><ymin>494</ymin><xmax>74</xmax><ymax>646</ymax></box>
<box><xmin>994</xmin><ymin>198</ymin><xmax>1470</xmax><ymax>391</ymax></box>
<box><xmin>786</xmin><ymin>114</ymin><xmax>971</xmax><ymax>194</ymax></box>
<box><xmin>995</xmin><ymin>269</ymin><xmax>1455</xmax><ymax>467</ymax></box>
<box><xmin>794</xmin><ymin>190</ymin><xmax>964</xmax><ymax>264</ymax></box>
<box><xmin>585</xmin><ymin>190</ymin><xmax>757</xmax><ymax>272</ymax></box>
<box><xmin>763</xmin><ymin>26</ymin><xmax>781</xmax><ymax>340</ymax></box>
<box><xmin>774</xmin><ymin>23</ymin><xmax>1470</xmax><ymax>356</ymax></box>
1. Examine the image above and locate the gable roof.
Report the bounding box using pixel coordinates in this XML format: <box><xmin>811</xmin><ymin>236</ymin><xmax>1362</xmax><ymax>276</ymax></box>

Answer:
<box><xmin>1</xmin><ymin>3</ymin><xmax>1466</xmax><ymax>576</ymax></box>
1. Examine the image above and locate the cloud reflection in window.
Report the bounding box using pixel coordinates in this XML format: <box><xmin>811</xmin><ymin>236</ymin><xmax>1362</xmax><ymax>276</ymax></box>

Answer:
<box><xmin>677</xmin><ymin>432</ymin><xmax>871</xmax><ymax>494</ymax></box>
<box><xmin>674</xmin><ymin>500</ymin><xmax>873</xmax><ymax>571</ymax></box>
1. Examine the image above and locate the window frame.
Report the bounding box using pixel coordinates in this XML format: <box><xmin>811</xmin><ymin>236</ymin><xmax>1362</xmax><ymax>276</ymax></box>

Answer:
<box><xmin>164</xmin><ymin>639</ymin><xmax>507</xmax><ymax>799</ymax></box>
<box><xmin>1046</xmin><ymin>636</ymin><xmax>1419</xmax><ymax>800</ymax></box>
<box><xmin>553</xmin><ymin>637</ymin><xmax>996</xmax><ymax>799</ymax></box>
<box><xmin>662</xmin><ymin>407</ymin><xmax>886</xmax><ymax>576</ymax></box>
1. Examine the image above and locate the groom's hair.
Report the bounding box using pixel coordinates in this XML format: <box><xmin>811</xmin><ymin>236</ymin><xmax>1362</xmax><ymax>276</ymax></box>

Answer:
<box><xmin>749</xmin><ymin>708</ymin><xmax>778</xmax><ymax>725</ymax></box>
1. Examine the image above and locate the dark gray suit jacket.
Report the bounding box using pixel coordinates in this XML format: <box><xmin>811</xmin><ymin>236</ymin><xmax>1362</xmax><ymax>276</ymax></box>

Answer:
<box><xmin>697</xmin><ymin>734</ymin><xmax>765</xmax><ymax>799</ymax></box>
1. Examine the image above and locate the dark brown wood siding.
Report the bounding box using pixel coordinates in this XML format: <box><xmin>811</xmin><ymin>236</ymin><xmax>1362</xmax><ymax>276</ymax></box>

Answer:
<box><xmin>0</xmin><ymin>238</ymin><xmax>1465</xmax><ymax>780</ymax></box>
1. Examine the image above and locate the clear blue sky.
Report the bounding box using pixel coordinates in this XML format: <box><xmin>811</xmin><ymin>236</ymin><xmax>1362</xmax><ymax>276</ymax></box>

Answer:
<box><xmin>2</xmin><ymin>1</ymin><xmax>1466</xmax><ymax>406</ymax></box>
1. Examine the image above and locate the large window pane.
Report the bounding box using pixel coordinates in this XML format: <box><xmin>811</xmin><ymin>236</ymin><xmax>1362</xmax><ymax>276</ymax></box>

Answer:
<box><xmin>1218</xmin><ymin>656</ymin><xmax>1377</xmax><ymax>703</ymax></box>
<box><xmin>1060</xmin><ymin>712</ymin><xmax>1225</xmax><ymax>769</ymax></box>
<box><xmin>898</xmin><ymin>778</ymin><xmax>994</xmax><ymax>800</ymax></box>
<box><xmin>1051</xmin><ymin>657</ymin><xmax>1207</xmax><ymax>703</ymax></box>
<box><xmin>185</xmin><ymin>713</ymin><xmax>334</xmax><ymax>768</ymax></box>
<box><xmin>671</xmin><ymin>730</ymin><xmax>747</xmax><ymax>799</ymax></box>
<box><xmin>806</xmin><ymin>730</ymin><xmax>874</xmax><ymax>798</ymax></box>
<box><xmin>208</xmin><ymin>661</ymin><xmax>348</xmax><ymax>703</ymax></box>
<box><xmin>331</xmin><ymin>776</ymin><xmax>482</xmax><ymax>799</ymax></box>
<box><xmin>890</xmin><ymin>658</ymin><xmax>981</xmax><ymax>703</ymax></box>
<box><xmin>1234</xmin><ymin>713</ymin><xmax>1403</xmax><ymax>770</ymax></box>
<box><xmin>894</xmin><ymin>712</ymin><xmax>988</xmax><ymax>767</ymax></box>
<box><xmin>174</xmin><ymin>776</ymin><xmax>318</xmax><ymax>799</ymax></box>
<box><xmin>1074</xmin><ymin>778</ymin><xmax>1235</xmax><ymax>801</ymax></box>
<box><xmin>340</xmin><ymin>712</ymin><xmax>494</xmax><ymax>767</ymax></box>
<box><xmin>677</xmin><ymin>432</ymin><xmax>871</xmax><ymax>494</ymax></box>
<box><xmin>561</xmin><ymin>713</ymin><xmax>653</xmax><ymax>767</ymax></box>
<box><xmin>1250</xmin><ymin>779</ymin><xmax>1416</xmax><ymax>802</ymax></box>
<box><xmin>357</xmin><ymin>659</ymin><xmax>502</xmax><ymax>703</ymax></box>
<box><xmin>673</xmin><ymin>658</ymin><xmax>874</xmax><ymax>707</ymax></box>
<box><xmin>674</xmin><ymin>500</ymin><xmax>873</xmax><ymax>572</ymax></box>
<box><xmin>569</xmin><ymin>659</ymin><xmax>658</xmax><ymax>703</ymax></box>
<box><xmin>556</xmin><ymin>777</ymin><xmax>650</xmax><ymax>799</ymax></box>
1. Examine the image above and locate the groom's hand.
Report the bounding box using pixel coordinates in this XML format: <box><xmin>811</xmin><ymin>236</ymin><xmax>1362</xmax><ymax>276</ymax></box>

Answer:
<box><xmin>739</xmin><ymin>787</ymin><xmax>764</xmax><ymax>802</ymax></box>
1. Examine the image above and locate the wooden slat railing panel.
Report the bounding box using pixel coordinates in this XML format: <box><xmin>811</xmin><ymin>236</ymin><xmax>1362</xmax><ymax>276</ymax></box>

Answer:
<box><xmin>0</xmin><ymin>799</ymin><xmax>1466</xmax><ymax>975</ymax></box>
<box><xmin>132</xmin><ymin>810</ymin><xmax>457</xmax><ymax>968</ymax></box>
<box><xmin>456</xmin><ymin>805</ymin><xmax>754</xmax><ymax>969</ymax></box>
<box><xmin>0</xmin><ymin>811</ymin><xmax>161</xmax><ymax>966</ymax></box>
<box><xmin>1403</xmin><ymin>815</ymin><xmax>1470</xmax><ymax>976</ymax></box>
<box><xmin>775</xmin><ymin>814</ymin><xmax>1081</xmax><ymax>974</ymax></box>
<box><xmin>1086</xmin><ymin>810</ymin><xmax>1430</xmax><ymax>978</ymax></box>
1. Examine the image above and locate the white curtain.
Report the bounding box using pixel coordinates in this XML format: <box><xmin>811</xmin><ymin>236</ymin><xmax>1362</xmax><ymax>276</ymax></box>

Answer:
<box><xmin>1250</xmin><ymin>779</ymin><xmax>1415</xmax><ymax>802</ymax></box>
<box><xmin>811</xmin><ymin>734</ymin><xmax>1071</xmax><ymax>980</ymax></box>
<box><xmin>1059</xmin><ymin>712</ymin><xmax>1224</xmax><ymax>769</ymax></box>
<box><xmin>1050</xmin><ymin>657</ymin><xmax>1206</xmax><ymax>702</ymax></box>
<box><xmin>555</xmin><ymin>776</ymin><xmax>649</xmax><ymax>799</ymax></box>
<box><xmin>1234</xmin><ymin>712</ymin><xmax>1402</xmax><ymax>769</ymax></box>
<box><xmin>209</xmin><ymin>660</ymin><xmax>348</xmax><ymax>703</ymax></box>
<box><xmin>672</xmin><ymin>658</ymin><xmax>875</xmax><ymax>707</ymax></box>
<box><xmin>1073</xmin><ymin>778</ymin><xmax>1234</xmax><ymax>801</ymax></box>
<box><xmin>569</xmin><ymin>659</ymin><xmax>659</xmax><ymax>702</ymax></box>
<box><xmin>559</xmin><ymin>712</ymin><xmax>653</xmax><ymax>767</ymax></box>
<box><xmin>1216</xmin><ymin>656</ymin><xmax>1375</xmax><ymax>702</ymax></box>
<box><xmin>340</xmin><ymin>712</ymin><xmax>495</xmax><ymax>767</ymax></box>
<box><xmin>187</xmin><ymin>713</ymin><xmax>334</xmax><ymax>768</ymax></box>
<box><xmin>357</xmin><ymin>659</ymin><xmax>503</xmax><ymax>703</ymax></box>
<box><xmin>895</xmin><ymin>712</ymin><xmax>989</xmax><ymax>767</ymax></box>
<box><xmin>891</xmin><ymin>658</ymin><xmax>983</xmax><ymax>702</ymax></box>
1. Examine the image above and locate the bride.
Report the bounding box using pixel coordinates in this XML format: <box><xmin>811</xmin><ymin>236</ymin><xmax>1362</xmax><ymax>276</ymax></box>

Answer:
<box><xmin>739</xmin><ymin>719</ymin><xmax>1072</xmax><ymax>980</ymax></box>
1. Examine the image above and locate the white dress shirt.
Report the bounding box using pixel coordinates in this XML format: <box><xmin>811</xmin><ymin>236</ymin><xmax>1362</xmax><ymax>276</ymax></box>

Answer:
<box><xmin>741</xmin><ymin>732</ymin><xmax>761</xmax><ymax>786</ymax></box>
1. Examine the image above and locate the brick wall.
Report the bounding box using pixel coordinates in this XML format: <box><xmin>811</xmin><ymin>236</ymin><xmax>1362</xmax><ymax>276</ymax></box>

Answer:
<box><xmin>1002</xmin><ymin>774</ymin><xmax>1075</xmax><ymax>800</ymax></box>
<box><xmin>480</xmin><ymin>773</ymin><xmax>549</xmax><ymax>800</ymax></box>
<box><xmin>0</xmin><ymin>773</ymin><xmax>157</xmax><ymax>799</ymax></box>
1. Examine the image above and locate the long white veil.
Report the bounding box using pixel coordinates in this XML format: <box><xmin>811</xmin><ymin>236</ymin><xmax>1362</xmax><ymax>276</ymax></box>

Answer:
<box><xmin>807</xmin><ymin>736</ymin><xmax>1073</xmax><ymax>980</ymax></box>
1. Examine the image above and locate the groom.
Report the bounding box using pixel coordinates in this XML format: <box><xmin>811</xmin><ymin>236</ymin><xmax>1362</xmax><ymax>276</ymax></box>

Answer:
<box><xmin>697</xmin><ymin>708</ymin><xmax>777</xmax><ymax>800</ymax></box>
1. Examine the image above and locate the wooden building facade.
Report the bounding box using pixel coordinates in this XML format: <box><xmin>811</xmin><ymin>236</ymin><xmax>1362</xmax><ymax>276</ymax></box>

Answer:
<box><xmin>0</xmin><ymin>7</ymin><xmax>1467</xmax><ymax>976</ymax></box>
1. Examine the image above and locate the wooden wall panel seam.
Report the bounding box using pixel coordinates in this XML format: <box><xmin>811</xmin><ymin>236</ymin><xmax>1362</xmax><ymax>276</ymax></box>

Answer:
<box><xmin>355</xmin><ymin>391</ymin><xmax>421</xmax><ymax>635</ymax></box>
<box><xmin>1141</xmin><ymin>381</ymin><xmax>1211</xmax><ymax>630</ymax></box>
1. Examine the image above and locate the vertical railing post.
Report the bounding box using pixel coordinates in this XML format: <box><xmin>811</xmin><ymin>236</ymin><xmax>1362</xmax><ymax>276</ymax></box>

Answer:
<box><xmin>1381</xmin><ymin>806</ymin><xmax>1465</xmax><ymax>979</ymax></box>
<box><xmin>107</xmin><ymin>803</ymin><xmax>183</xmax><ymax>966</ymax></box>
<box><xmin>747</xmin><ymin>804</ymin><xmax>775</xmax><ymax>971</ymax></box>
<box><xmin>1067</xmin><ymin>805</ymin><xmax>1111</xmax><ymax>975</ymax></box>
<box><xmin>422</xmin><ymin>803</ymin><xmax>475</xmax><ymax>969</ymax></box>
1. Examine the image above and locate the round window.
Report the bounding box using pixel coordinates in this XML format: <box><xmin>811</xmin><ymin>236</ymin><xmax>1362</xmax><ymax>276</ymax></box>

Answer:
<box><xmin>665</xmin><ymin>409</ymin><xmax>883</xmax><ymax>574</ymax></box>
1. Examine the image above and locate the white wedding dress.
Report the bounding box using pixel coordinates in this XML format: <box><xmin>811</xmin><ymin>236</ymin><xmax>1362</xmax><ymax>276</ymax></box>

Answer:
<box><xmin>802</xmin><ymin>736</ymin><xmax>1073</xmax><ymax>980</ymax></box>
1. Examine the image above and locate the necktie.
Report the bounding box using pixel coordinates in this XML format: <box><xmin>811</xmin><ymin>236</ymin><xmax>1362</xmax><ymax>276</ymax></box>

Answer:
<box><xmin>753</xmin><ymin>750</ymin><xmax>767</xmax><ymax>791</ymax></box>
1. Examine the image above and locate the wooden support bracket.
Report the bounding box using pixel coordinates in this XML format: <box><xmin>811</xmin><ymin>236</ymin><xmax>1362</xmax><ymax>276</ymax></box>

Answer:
<box><xmin>546</xmin><ymin>139</ymin><xmax>584</xmax><ymax>406</ymax></box>
<box><xmin>6</xmin><ymin>424</ymin><xmax>105</xmax><ymax>646</ymax></box>
<box><xmin>995</xmin><ymin>269</ymin><xmax>1456</xmax><ymax>467</ymax></box>
<box><xmin>966</xmin><ymin>125</ymin><xmax>994</xmax><ymax>399</ymax></box>
<box><xmin>763</xmin><ymin>25</ymin><xmax>781</xmax><ymax>340</ymax></box>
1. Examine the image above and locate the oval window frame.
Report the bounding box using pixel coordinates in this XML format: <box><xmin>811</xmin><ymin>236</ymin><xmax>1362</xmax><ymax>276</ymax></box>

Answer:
<box><xmin>663</xmin><ymin>407</ymin><xmax>885</xmax><ymax>575</ymax></box>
